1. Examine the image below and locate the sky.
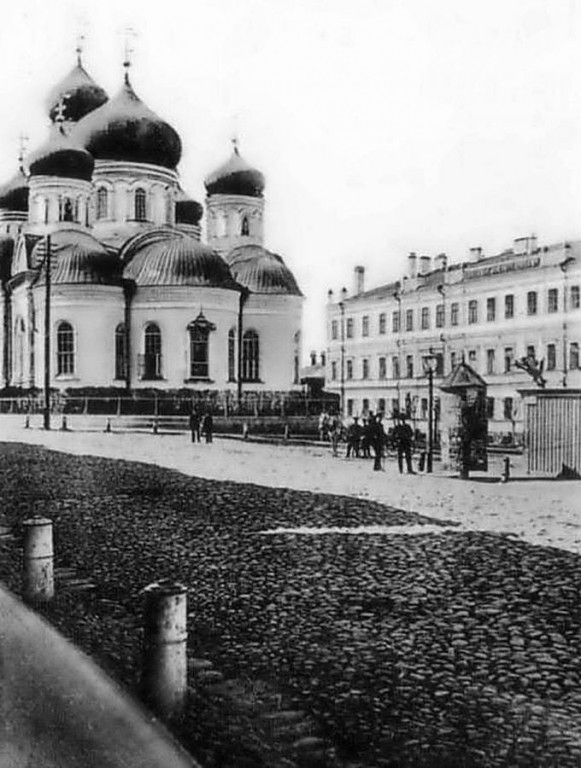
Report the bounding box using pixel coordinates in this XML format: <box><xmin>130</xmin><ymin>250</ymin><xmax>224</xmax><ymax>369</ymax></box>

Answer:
<box><xmin>1</xmin><ymin>0</ymin><xmax>580</xmax><ymax>354</ymax></box>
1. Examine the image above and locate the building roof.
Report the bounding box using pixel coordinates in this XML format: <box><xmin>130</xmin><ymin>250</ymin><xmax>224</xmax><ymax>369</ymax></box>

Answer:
<box><xmin>46</xmin><ymin>60</ymin><xmax>109</xmax><ymax>124</ymax></box>
<box><xmin>204</xmin><ymin>145</ymin><xmax>265</xmax><ymax>198</ymax></box>
<box><xmin>175</xmin><ymin>191</ymin><xmax>203</xmax><ymax>225</ymax></box>
<box><xmin>0</xmin><ymin>170</ymin><xmax>28</xmax><ymax>212</ymax></box>
<box><xmin>73</xmin><ymin>74</ymin><xmax>182</xmax><ymax>170</ymax></box>
<box><xmin>123</xmin><ymin>230</ymin><xmax>239</xmax><ymax>289</ymax></box>
<box><xmin>440</xmin><ymin>362</ymin><xmax>487</xmax><ymax>391</ymax></box>
<box><xmin>228</xmin><ymin>244</ymin><xmax>302</xmax><ymax>296</ymax></box>
<box><xmin>27</xmin><ymin>126</ymin><xmax>94</xmax><ymax>181</ymax></box>
<box><xmin>33</xmin><ymin>230</ymin><xmax>120</xmax><ymax>286</ymax></box>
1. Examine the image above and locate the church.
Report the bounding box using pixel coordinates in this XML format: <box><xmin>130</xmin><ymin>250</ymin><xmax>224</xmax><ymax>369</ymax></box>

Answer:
<box><xmin>0</xmin><ymin>50</ymin><xmax>303</xmax><ymax>395</ymax></box>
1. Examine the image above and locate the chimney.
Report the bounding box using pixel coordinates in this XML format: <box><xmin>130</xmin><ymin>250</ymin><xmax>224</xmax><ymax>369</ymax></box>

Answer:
<box><xmin>514</xmin><ymin>235</ymin><xmax>537</xmax><ymax>255</ymax></box>
<box><xmin>436</xmin><ymin>253</ymin><xmax>448</xmax><ymax>271</ymax></box>
<box><xmin>469</xmin><ymin>247</ymin><xmax>483</xmax><ymax>262</ymax></box>
<box><xmin>407</xmin><ymin>252</ymin><xmax>417</xmax><ymax>278</ymax></box>
<box><xmin>353</xmin><ymin>265</ymin><xmax>365</xmax><ymax>295</ymax></box>
<box><xmin>419</xmin><ymin>255</ymin><xmax>431</xmax><ymax>275</ymax></box>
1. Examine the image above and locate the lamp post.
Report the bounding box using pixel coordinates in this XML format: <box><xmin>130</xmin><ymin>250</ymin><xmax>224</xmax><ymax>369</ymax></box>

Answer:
<box><xmin>339</xmin><ymin>287</ymin><xmax>347</xmax><ymax>418</ymax></box>
<box><xmin>423</xmin><ymin>350</ymin><xmax>438</xmax><ymax>473</ymax></box>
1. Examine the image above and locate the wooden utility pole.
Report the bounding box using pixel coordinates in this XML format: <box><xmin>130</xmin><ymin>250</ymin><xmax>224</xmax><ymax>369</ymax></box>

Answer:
<box><xmin>43</xmin><ymin>235</ymin><xmax>51</xmax><ymax>431</ymax></box>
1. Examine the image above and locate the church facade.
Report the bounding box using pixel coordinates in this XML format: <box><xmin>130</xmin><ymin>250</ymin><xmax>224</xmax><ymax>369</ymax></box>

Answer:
<box><xmin>0</xmin><ymin>53</ymin><xmax>303</xmax><ymax>394</ymax></box>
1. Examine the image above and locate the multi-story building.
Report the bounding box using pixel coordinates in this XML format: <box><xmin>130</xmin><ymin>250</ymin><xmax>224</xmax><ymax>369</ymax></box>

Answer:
<box><xmin>325</xmin><ymin>236</ymin><xmax>581</xmax><ymax>438</ymax></box>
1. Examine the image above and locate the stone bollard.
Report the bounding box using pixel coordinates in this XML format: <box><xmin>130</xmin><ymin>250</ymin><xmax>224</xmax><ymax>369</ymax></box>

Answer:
<box><xmin>501</xmin><ymin>455</ymin><xmax>511</xmax><ymax>483</ymax></box>
<box><xmin>153</xmin><ymin>418</ymin><xmax>159</xmax><ymax>435</ymax></box>
<box><xmin>141</xmin><ymin>580</ymin><xmax>188</xmax><ymax>721</ymax></box>
<box><xmin>22</xmin><ymin>517</ymin><xmax>54</xmax><ymax>603</ymax></box>
<box><xmin>105</xmin><ymin>418</ymin><xmax>112</xmax><ymax>433</ymax></box>
<box><xmin>24</xmin><ymin>415</ymin><xmax>30</xmax><ymax>429</ymax></box>
<box><xmin>60</xmin><ymin>415</ymin><xmax>68</xmax><ymax>432</ymax></box>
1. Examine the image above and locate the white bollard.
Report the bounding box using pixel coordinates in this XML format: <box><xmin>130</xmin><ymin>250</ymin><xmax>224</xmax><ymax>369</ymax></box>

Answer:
<box><xmin>22</xmin><ymin>517</ymin><xmax>54</xmax><ymax>603</ymax></box>
<box><xmin>141</xmin><ymin>580</ymin><xmax>188</xmax><ymax>721</ymax></box>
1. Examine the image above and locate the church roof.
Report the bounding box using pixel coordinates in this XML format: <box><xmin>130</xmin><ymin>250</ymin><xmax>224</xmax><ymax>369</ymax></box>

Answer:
<box><xmin>27</xmin><ymin>126</ymin><xmax>94</xmax><ymax>181</ymax></box>
<box><xmin>228</xmin><ymin>244</ymin><xmax>302</xmax><ymax>296</ymax></box>
<box><xmin>33</xmin><ymin>230</ymin><xmax>120</xmax><ymax>286</ymax></box>
<box><xmin>123</xmin><ymin>230</ymin><xmax>239</xmax><ymax>289</ymax></box>
<box><xmin>73</xmin><ymin>73</ymin><xmax>182</xmax><ymax>170</ymax></box>
<box><xmin>46</xmin><ymin>60</ymin><xmax>109</xmax><ymax>123</ymax></box>
<box><xmin>0</xmin><ymin>170</ymin><xmax>28</xmax><ymax>212</ymax></box>
<box><xmin>204</xmin><ymin>145</ymin><xmax>265</xmax><ymax>198</ymax></box>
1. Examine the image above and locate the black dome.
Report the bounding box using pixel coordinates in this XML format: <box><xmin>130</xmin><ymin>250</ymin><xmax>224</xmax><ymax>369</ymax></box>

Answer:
<box><xmin>0</xmin><ymin>170</ymin><xmax>28</xmax><ymax>212</ymax></box>
<box><xmin>204</xmin><ymin>146</ymin><xmax>264</xmax><ymax>198</ymax></box>
<box><xmin>47</xmin><ymin>60</ymin><xmax>108</xmax><ymax>123</ymax></box>
<box><xmin>228</xmin><ymin>245</ymin><xmax>302</xmax><ymax>296</ymax></box>
<box><xmin>33</xmin><ymin>230</ymin><xmax>120</xmax><ymax>285</ymax></box>
<box><xmin>175</xmin><ymin>191</ymin><xmax>203</xmax><ymax>225</ymax></box>
<box><xmin>73</xmin><ymin>74</ymin><xmax>182</xmax><ymax>170</ymax></box>
<box><xmin>28</xmin><ymin>128</ymin><xmax>94</xmax><ymax>181</ymax></box>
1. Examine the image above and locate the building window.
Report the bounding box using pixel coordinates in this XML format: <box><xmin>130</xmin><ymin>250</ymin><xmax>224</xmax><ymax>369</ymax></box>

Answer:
<box><xmin>242</xmin><ymin>329</ymin><xmax>260</xmax><ymax>381</ymax></box>
<box><xmin>362</xmin><ymin>316</ymin><xmax>369</xmax><ymax>337</ymax></box>
<box><xmin>362</xmin><ymin>399</ymin><xmax>370</xmax><ymax>415</ymax></box>
<box><xmin>60</xmin><ymin>197</ymin><xmax>74</xmax><ymax>222</ymax></box>
<box><xmin>346</xmin><ymin>359</ymin><xmax>353</xmax><ymax>379</ymax></box>
<box><xmin>486</xmin><ymin>297</ymin><xmax>496</xmax><ymax>322</ymax></box>
<box><xmin>450</xmin><ymin>351</ymin><xmax>457</xmax><ymax>371</ymax></box>
<box><xmin>331</xmin><ymin>320</ymin><xmax>338</xmax><ymax>340</ymax></box>
<box><xmin>97</xmin><ymin>187</ymin><xmax>108</xmax><ymax>220</ymax></box>
<box><xmin>378</xmin><ymin>356</ymin><xmax>387</xmax><ymax>379</ymax></box>
<box><xmin>504</xmin><ymin>397</ymin><xmax>514</xmax><ymax>421</ymax></box>
<box><xmin>526</xmin><ymin>345</ymin><xmax>536</xmax><ymax>361</ymax></box>
<box><xmin>392</xmin><ymin>356</ymin><xmax>400</xmax><ymax>379</ymax></box>
<box><xmin>405</xmin><ymin>309</ymin><xmax>414</xmax><ymax>332</ymax></box>
<box><xmin>468</xmin><ymin>350</ymin><xmax>477</xmax><ymax>368</ymax></box>
<box><xmin>450</xmin><ymin>302</ymin><xmax>459</xmax><ymax>326</ymax></box>
<box><xmin>346</xmin><ymin>318</ymin><xmax>354</xmax><ymax>338</ymax></box>
<box><xmin>228</xmin><ymin>328</ymin><xmax>236</xmax><ymax>381</ymax></box>
<box><xmin>547</xmin><ymin>343</ymin><xmax>556</xmax><ymax>371</ymax></box>
<box><xmin>379</xmin><ymin>313</ymin><xmax>386</xmax><ymax>335</ymax></box>
<box><xmin>241</xmin><ymin>215</ymin><xmax>249</xmax><ymax>236</ymax></box>
<box><xmin>56</xmin><ymin>321</ymin><xmax>75</xmax><ymax>376</ymax></box>
<box><xmin>486</xmin><ymin>349</ymin><xmax>495</xmax><ymax>375</ymax></box>
<box><xmin>527</xmin><ymin>291</ymin><xmax>537</xmax><ymax>315</ymax></box>
<box><xmin>392</xmin><ymin>311</ymin><xmax>400</xmax><ymax>333</ymax></box>
<box><xmin>43</xmin><ymin>198</ymin><xmax>49</xmax><ymax>224</ymax></box>
<box><xmin>143</xmin><ymin>323</ymin><xmax>162</xmax><ymax>379</ymax></box>
<box><xmin>435</xmin><ymin>304</ymin><xmax>444</xmax><ymax>328</ymax></box>
<box><xmin>421</xmin><ymin>307</ymin><xmax>430</xmax><ymax>330</ymax></box>
<box><xmin>505</xmin><ymin>294</ymin><xmax>514</xmax><ymax>319</ymax></box>
<box><xmin>377</xmin><ymin>397</ymin><xmax>386</xmax><ymax>415</ymax></box>
<box><xmin>420</xmin><ymin>398</ymin><xmax>428</xmax><ymax>420</ymax></box>
<box><xmin>435</xmin><ymin>353</ymin><xmax>444</xmax><ymax>376</ymax></box>
<box><xmin>571</xmin><ymin>285</ymin><xmax>580</xmax><ymax>309</ymax></box>
<box><xmin>571</xmin><ymin>342</ymin><xmax>580</xmax><ymax>370</ymax></box>
<box><xmin>486</xmin><ymin>397</ymin><xmax>495</xmax><ymax>419</ymax></box>
<box><xmin>391</xmin><ymin>398</ymin><xmax>399</xmax><ymax>417</ymax></box>
<box><xmin>548</xmin><ymin>288</ymin><xmax>558</xmax><ymax>313</ymax></box>
<box><xmin>504</xmin><ymin>347</ymin><xmax>513</xmax><ymax>373</ymax></box>
<box><xmin>362</xmin><ymin>358</ymin><xmax>369</xmax><ymax>379</ymax></box>
<box><xmin>114</xmin><ymin>323</ymin><xmax>127</xmax><ymax>380</ymax></box>
<box><xmin>134</xmin><ymin>188</ymin><xmax>147</xmax><ymax>221</ymax></box>
<box><xmin>347</xmin><ymin>399</ymin><xmax>354</xmax><ymax>417</ymax></box>
<box><xmin>406</xmin><ymin>354</ymin><xmax>414</xmax><ymax>379</ymax></box>
<box><xmin>468</xmin><ymin>300</ymin><xmax>478</xmax><ymax>324</ymax></box>
<box><xmin>13</xmin><ymin>317</ymin><xmax>25</xmax><ymax>383</ymax></box>
<box><xmin>331</xmin><ymin>361</ymin><xmax>337</xmax><ymax>380</ymax></box>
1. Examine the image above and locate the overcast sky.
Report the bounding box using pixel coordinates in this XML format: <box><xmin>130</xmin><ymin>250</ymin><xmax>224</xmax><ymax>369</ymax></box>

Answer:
<box><xmin>1</xmin><ymin>0</ymin><xmax>580</xmax><ymax>353</ymax></box>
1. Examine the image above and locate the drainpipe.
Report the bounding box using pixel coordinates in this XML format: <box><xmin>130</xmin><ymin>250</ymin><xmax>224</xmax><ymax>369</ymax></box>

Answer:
<box><xmin>237</xmin><ymin>288</ymin><xmax>248</xmax><ymax>406</ymax></box>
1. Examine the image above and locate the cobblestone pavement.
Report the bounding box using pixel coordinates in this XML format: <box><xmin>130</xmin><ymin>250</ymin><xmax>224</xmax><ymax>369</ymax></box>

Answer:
<box><xmin>1</xmin><ymin>417</ymin><xmax>579</xmax><ymax>553</ymax></box>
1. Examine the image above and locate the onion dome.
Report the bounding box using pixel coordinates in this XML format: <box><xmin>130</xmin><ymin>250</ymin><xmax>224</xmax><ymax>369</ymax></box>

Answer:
<box><xmin>123</xmin><ymin>232</ymin><xmax>239</xmax><ymax>288</ymax></box>
<box><xmin>46</xmin><ymin>60</ymin><xmax>108</xmax><ymax>124</ymax></box>
<box><xmin>73</xmin><ymin>73</ymin><xmax>182</xmax><ymax>169</ymax></box>
<box><xmin>0</xmin><ymin>170</ymin><xmax>28</xmax><ymax>212</ymax></box>
<box><xmin>204</xmin><ymin>143</ymin><xmax>265</xmax><ymax>198</ymax></box>
<box><xmin>175</xmin><ymin>191</ymin><xmax>203</xmax><ymax>225</ymax></box>
<box><xmin>28</xmin><ymin>127</ymin><xmax>94</xmax><ymax>181</ymax></box>
<box><xmin>33</xmin><ymin>230</ymin><xmax>119</xmax><ymax>285</ymax></box>
<box><xmin>228</xmin><ymin>245</ymin><xmax>302</xmax><ymax>295</ymax></box>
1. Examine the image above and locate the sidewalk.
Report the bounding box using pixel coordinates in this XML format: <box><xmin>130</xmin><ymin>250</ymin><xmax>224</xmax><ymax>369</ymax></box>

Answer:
<box><xmin>1</xmin><ymin>417</ymin><xmax>580</xmax><ymax>553</ymax></box>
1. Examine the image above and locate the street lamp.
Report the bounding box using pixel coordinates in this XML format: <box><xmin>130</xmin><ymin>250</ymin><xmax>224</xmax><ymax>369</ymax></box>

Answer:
<box><xmin>339</xmin><ymin>287</ymin><xmax>347</xmax><ymax>418</ymax></box>
<box><xmin>422</xmin><ymin>350</ymin><xmax>439</xmax><ymax>473</ymax></box>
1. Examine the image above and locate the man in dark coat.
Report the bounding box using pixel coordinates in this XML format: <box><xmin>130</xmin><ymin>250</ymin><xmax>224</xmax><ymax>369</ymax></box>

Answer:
<box><xmin>346</xmin><ymin>417</ymin><xmax>362</xmax><ymax>458</ymax></box>
<box><xmin>189</xmin><ymin>408</ymin><xmax>201</xmax><ymax>443</ymax></box>
<box><xmin>202</xmin><ymin>412</ymin><xmax>213</xmax><ymax>444</ymax></box>
<box><xmin>393</xmin><ymin>416</ymin><xmax>415</xmax><ymax>474</ymax></box>
<box><xmin>370</xmin><ymin>415</ymin><xmax>385</xmax><ymax>471</ymax></box>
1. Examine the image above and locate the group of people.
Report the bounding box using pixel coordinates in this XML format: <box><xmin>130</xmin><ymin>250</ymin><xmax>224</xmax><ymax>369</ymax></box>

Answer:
<box><xmin>321</xmin><ymin>410</ymin><xmax>416</xmax><ymax>474</ymax></box>
<box><xmin>189</xmin><ymin>410</ymin><xmax>214</xmax><ymax>443</ymax></box>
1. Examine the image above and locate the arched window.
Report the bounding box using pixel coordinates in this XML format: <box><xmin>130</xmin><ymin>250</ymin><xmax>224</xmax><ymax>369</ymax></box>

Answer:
<box><xmin>228</xmin><ymin>328</ymin><xmax>236</xmax><ymax>382</ymax></box>
<box><xmin>216</xmin><ymin>211</ymin><xmax>227</xmax><ymax>238</ymax></box>
<box><xmin>241</xmin><ymin>215</ymin><xmax>249</xmax><ymax>236</ymax></box>
<box><xmin>293</xmin><ymin>331</ymin><xmax>301</xmax><ymax>385</ymax></box>
<box><xmin>142</xmin><ymin>323</ymin><xmax>161</xmax><ymax>379</ymax></box>
<box><xmin>242</xmin><ymin>329</ymin><xmax>260</xmax><ymax>382</ymax></box>
<box><xmin>13</xmin><ymin>317</ymin><xmax>25</xmax><ymax>383</ymax></box>
<box><xmin>188</xmin><ymin>313</ymin><xmax>216</xmax><ymax>379</ymax></box>
<box><xmin>43</xmin><ymin>197</ymin><xmax>49</xmax><ymax>224</ymax></box>
<box><xmin>96</xmin><ymin>188</ymin><xmax>108</xmax><ymax>220</ymax></box>
<box><xmin>56</xmin><ymin>321</ymin><xmax>75</xmax><ymax>376</ymax></box>
<box><xmin>115</xmin><ymin>323</ymin><xmax>127</xmax><ymax>380</ymax></box>
<box><xmin>134</xmin><ymin>188</ymin><xmax>147</xmax><ymax>221</ymax></box>
<box><xmin>61</xmin><ymin>197</ymin><xmax>74</xmax><ymax>222</ymax></box>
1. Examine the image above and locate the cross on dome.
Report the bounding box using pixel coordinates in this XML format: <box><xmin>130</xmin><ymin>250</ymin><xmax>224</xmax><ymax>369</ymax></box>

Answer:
<box><xmin>54</xmin><ymin>96</ymin><xmax>69</xmax><ymax>123</ymax></box>
<box><xmin>76</xmin><ymin>34</ymin><xmax>85</xmax><ymax>66</ymax></box>
<box><xmin>231</xmin><ymin>136</ymin><xmax>239</xmax><ymax>155</ymax></box>
<box><xmin>123</xmin><ymin>26</ymin><xmax>137</xmax><ymax>81</ymax></box>
<box><xmin>18</xmin><ymin>133</ymin><xmax>29</xmax><ymax>170</ymax></box>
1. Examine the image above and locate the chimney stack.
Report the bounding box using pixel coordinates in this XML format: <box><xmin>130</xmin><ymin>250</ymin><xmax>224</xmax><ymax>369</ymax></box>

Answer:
<box><xmin>419</xmin><ymin>255</ymin><xmax>432</xmax><ymax>275</ymax></box>
<box><xmin>353</xmin><ymin>265</ymin><xmax>365</xmax><ymax>295</ymax></box>
<box><xmin>407</xmin><ymin>252</ymin><xmax>417</xmax><ymax>278</ymax></box>
<box><xmin>436</xmin><ymin>253</ymin><xmax>448</xmax><ymax>271</ymax></box>
<box><xmin>469</xmin><ymin>247</ymin><xmax>483</xmax><ymax>262</ymax></box>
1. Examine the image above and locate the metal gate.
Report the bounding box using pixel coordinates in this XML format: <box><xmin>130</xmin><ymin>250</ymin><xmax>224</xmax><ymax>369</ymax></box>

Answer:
<box><xmin>526</xmin><ymin>394</ymin><xmax>581</xmax><ymax>474</ymax></box>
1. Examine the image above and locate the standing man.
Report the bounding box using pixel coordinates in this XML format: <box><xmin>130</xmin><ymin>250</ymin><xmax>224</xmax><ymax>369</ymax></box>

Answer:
<box><xmin>394</xmin><ymin>416</ymin><xmax>415</xmax><ymax>474</ymax></box>
<box><xmin>346</xmin><ymin>416</ymin><xmax>362</xmax><ymax>458</ymax></box>
<box><xmin>202</xmin><ymin>412</ymin><xmax>214</xmax><ymax>444</ymax></box>
<box><xmin>370</xmin><ymin>414</ymin><xmax>385</xmax><ymax>471</ymax></box>
<box><xmin>189</xmin><ymin>407</ymin><xmax>201</xmax><ymax>443</ymax></box>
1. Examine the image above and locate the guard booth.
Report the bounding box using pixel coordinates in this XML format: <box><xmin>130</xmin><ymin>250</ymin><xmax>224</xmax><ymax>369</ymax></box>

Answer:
<box><xmin>440</xmin><ymin>362</ymin><xmax>488</xmax><ymax>478</ymax></box>
<box><xmin>519</xmin><ymin>388</ymin><xmax>581</xmax><ymax>477</ymax></box>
